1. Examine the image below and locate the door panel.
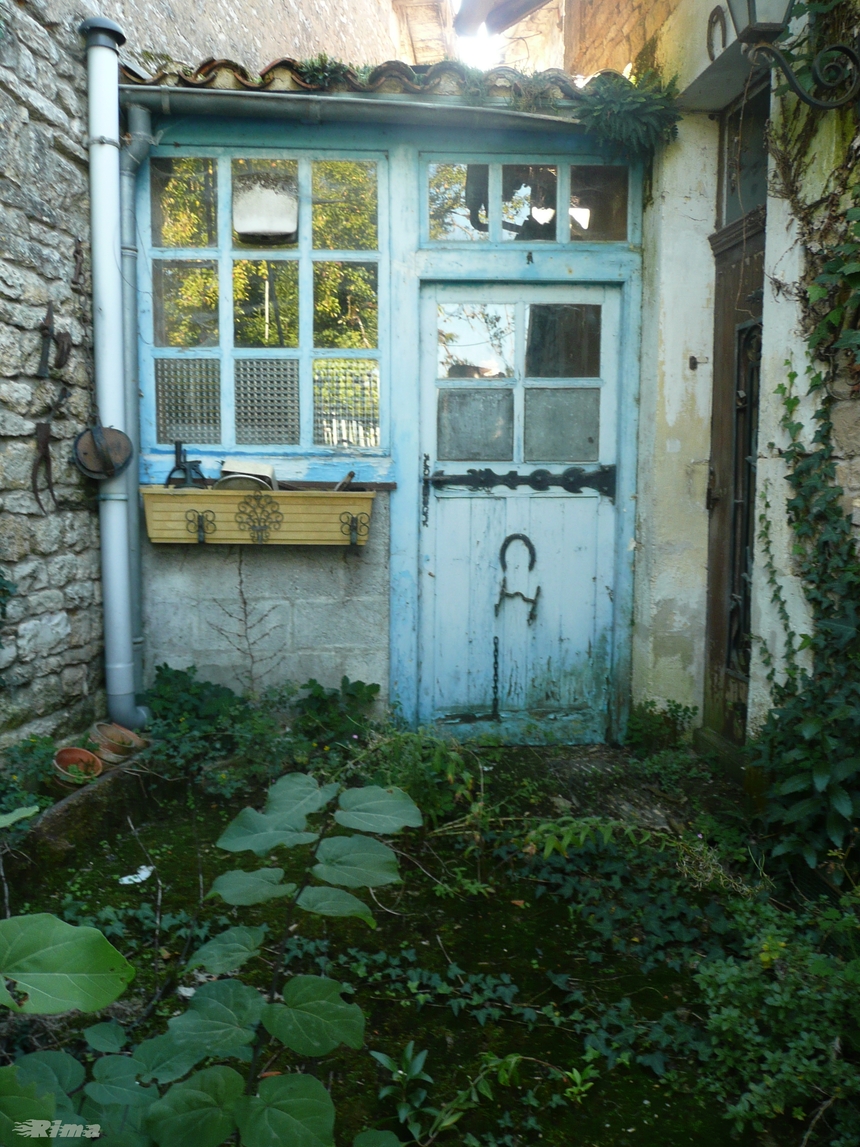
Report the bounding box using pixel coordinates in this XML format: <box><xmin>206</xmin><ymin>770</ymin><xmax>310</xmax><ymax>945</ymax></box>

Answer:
<box><xmin>418</xmin><ymin>283</ymin><xmax>620</xmax><ymax>742</ymax></box>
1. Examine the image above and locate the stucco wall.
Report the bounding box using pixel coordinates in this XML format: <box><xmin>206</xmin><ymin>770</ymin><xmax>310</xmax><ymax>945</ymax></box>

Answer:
<box><xmin>632</xmin><ymin>114</ymin><xmax>718</xmax><ymax>712</ymax></box>
<box><xmin>141</xmin><ymin>496</ymin><xmax>390</xmax><ymax>700</ymax></box>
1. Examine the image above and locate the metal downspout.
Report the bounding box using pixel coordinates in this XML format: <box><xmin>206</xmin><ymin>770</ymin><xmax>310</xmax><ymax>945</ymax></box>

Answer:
<box><xmin>120</xmin><ymin>105</ymin><xmax>152</xmax><ymax>695</ymax></box>
<box><xmin>79</xmin><ymin>17</ymin><xmax>147</xmax><ymax>728</ymax></box>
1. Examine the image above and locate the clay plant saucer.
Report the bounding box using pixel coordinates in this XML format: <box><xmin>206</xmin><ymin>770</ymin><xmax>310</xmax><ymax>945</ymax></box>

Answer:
<box><xmin>91</xmin><ymin>722</ymin><xmax>149</xmax><ymax>762</ymax></box>
<box><xmin>53</xmin><ymin>747</ymin><xmax>103</xmax><ymax>785</ymax></box>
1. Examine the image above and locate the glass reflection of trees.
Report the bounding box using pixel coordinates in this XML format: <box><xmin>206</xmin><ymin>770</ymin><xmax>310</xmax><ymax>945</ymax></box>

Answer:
<box><xmin>313</xmin><ymin>161</ymin><xmax>378</xmax><ymax>250</ymax></box>
<box><xmin>233</xmin><ymin>261</ymin><xmax>299</xmax><ymax>348</ymax></box>
<box><xmin>151</xmin><ymin>158</ymin><xmax>217</xmax><ymax>248</ymax></box>
<box><xmin>428</xmin><ymin>164</ymin><xmax>488</xmax><ymax>240</ymax></box>
<box><xmin>437</xmin><ymin>304</ymin><xmax>515</xmax><ymax>378</ymax></box>
<box><xmin>313</xmin><ymin>262</ymin><xmax>378</xmax><ymax>349</ymax></box>
<box><xmin>153</xmin><ymin>261</ymin><xmax>219</xmax><ymax>348</ymax></box>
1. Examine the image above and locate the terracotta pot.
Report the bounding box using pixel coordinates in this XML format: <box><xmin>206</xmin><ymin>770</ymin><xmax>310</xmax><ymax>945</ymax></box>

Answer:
<box><xmin>92</xmin><ymin>722</ymin><xmax>148</xmax><ymax>757</ymax></box>
<box><xmin>53</xmin><ymin>748</ymin><xmax>103</xmax><ymax>785</ymax></box>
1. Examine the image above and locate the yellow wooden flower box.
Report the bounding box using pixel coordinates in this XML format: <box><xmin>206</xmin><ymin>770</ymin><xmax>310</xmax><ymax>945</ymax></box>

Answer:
<box><xmin>141</xmin><ymin>487</ymin><xmax>376</xmax><ymax>546</ymax></box>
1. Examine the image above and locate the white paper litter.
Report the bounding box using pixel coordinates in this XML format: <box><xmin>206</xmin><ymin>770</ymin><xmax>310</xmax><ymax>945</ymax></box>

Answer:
<box><xmin>118</xmin><ymin>865</ymin><xmax>154</xmax><ymax>885</ymax></box>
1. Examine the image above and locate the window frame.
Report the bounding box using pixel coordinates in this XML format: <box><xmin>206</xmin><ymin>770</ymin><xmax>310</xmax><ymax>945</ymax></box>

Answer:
<box><xmin>138</xmin><ymin>146</ymin><xmax>390</xmax><ymax>473</ymax></box>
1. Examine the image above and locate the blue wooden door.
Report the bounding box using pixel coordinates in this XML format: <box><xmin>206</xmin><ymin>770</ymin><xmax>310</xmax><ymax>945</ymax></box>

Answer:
<box><xmin>418</xmin><ymin>283</ymin><xmax>621</xmax><ymax>742</ymax></box>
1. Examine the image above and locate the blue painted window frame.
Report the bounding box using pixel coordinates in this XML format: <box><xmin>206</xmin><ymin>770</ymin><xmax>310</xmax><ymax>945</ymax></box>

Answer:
<box><xmin>137</xmin><ymin>146</ymin><xmax>390</xmax><ymax>483</ymax></box>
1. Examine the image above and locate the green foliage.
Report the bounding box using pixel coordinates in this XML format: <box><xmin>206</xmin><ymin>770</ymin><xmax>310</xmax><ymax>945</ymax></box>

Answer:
<box><xmin>0</xmin><ymin>914</ymin><xmax>134</xmax><ymax>1014</ymax></box>
<box><xmin>295</xmin><ymin>53</ymin><xmax>353</xmax><ymax>88</ymax></box>
<box><xmin>624</xmin><ymin>699</ymin><xmax>697</xmax><ymax>759</ymax></box>
<box><xmin>1</xmin><ymin>735</ymin><xmax>55</xmax><ymax>816</ymax></box>
<box><xmin>0</xmin><ymin>572</ymin><xmax>14</xmax><ymax>689</ymax></box>
<box><xmin>292</xmin><ymin>676</ymin><xmax>380</xmax><ymax>744</ymax></box>
<box><xmin>574</xmin><ymin>70</ymin><xmax>681</xmax><ymax>157</ymax></box>
<box><xmin>371</xmin><ymin>1041</ymin><xmax>437</xmax><ymax>1140</ymax></box>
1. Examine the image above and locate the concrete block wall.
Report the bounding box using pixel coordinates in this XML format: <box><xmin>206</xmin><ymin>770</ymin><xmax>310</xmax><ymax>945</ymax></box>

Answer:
<box><xmin>141</xmin><ymin>496</ymin><xmax>390</xmax><ymax>700</ymax></box>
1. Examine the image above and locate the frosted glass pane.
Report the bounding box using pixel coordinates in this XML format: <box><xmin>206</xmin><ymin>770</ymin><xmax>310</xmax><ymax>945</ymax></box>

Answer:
<box><xmin>524</xmin><ymin>388</ymin><xmax>600</xmax><ymax>462</ymax></box>
<box><xmin>428</xmin><ymin>163</ymin><xmax>488</xmax><ymax>240</ymax></box>
<box><xmin>502</xmin><ymin>165</ymin><xmax>557</xmax><ymax>241</ymax></box>
<box><xmin>570</xmin><ymin>166</ymin><xmax>628</xmax><ymax>241</ymax></box>
<box><xmin>437</xmin><ymin>304</ymin><xmax>515</xmax><ymax>378</ymax></box>
<box><xmin>525</xmin><ymin>304</ymin><xmax>601</xmax><ymax>377</ymax></box>
<box><xmin>437</xmin><ymin>388</ymin><xmax>513</xmax><ymax>460</ymax></box>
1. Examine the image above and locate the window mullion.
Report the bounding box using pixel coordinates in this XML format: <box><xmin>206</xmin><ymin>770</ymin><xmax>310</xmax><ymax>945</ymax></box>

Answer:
<box><xmin>218</xmin><ymin>155</ymin><xmax>235</xmax><ymax>450</ymax></box>
<box><xmin>298</xmin><ymin>158</ymin><xmax>314</xmax><ymax>448</ymax></box>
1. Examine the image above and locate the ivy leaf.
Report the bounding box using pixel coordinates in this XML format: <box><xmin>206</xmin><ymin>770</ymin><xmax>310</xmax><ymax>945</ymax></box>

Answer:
<box><xmin>812</xmin><ymin>760</ymin><xmax>831</xmax><ymax>793</ymax></box>
<box><xmin>799</xmin><ymin>718</ymin><xmax>822</xmax><ymax>741</ymax></box>
<box><xmin>207</xmin><ymin>868</ymin><xmax>297</xmax><ymax>906</ymax></box>
<box><xmin>262</xmin><ymin>976</ymin><xmax>365</xmax><ymax>1056</ymax></box>
<box><xmin>826</xmin><ymin>808</ymin><xmax>848</xmax><ymax>848</ymax></box>
<box><xmin>146</xmin><ymin>1066</ymin><xmax>244</xmax><ymax>1147</ymax></box>
<box><xmin>85</xmin><ymin>1019</ymin><xmax>127</xmax><ymax>1052</ymax></box>
<box><xmin>187</xmin><ymin>925</ymin><xmax>267</xmax><ymax>974</ymax></box>
<box><xmin>0</xmin><ymin>914</ymin><xmax>134</xmax><ymax>1014</ymax></box>
<box><xmin>807</xmin><ymin>282</ymin><xmax>829</xmax><ymax>302</ymax></box>
<box><xmin>354</xmin><ymin>1133</ymin><xmax>402</xmax><ymax>1147</ymax></box>
<box><xmin>334</xmin><ymin>786</ymin><xmax>423</xmax><ymax>834</ymax></box>
<box><xmin>13</xmin><ymin>1051</ymin><xmax>84</xmax><ymax>1109</ymax></box>
<box><xmin>234</xmin><ymin>1073</ymin><xmax>335</xmax><ymax>1147</ymax></box>
<box><xmin>828</xmin><ymin>784</ymin><xmax>853</xmax><ymax>819</ymax></box>
<box><xmin>133</xmin><ymin>1033</ymin><xmax>207</xmax><ymax>1085</ymax></box>
<box><xmin>168</xmin><ymin>980</ymin><xmax>263</xmax><ymax>1059</ymax></box>
<box><xmin>265</xmin><ymin>774</ymin><xmax>339</xmax><ymax>828</ymax></box>
<box><xmin>312</xmin><ymin>836</ymin><xmax>401</xmax><ymax>888</ymax></box>
<box><xmin>0</xmin><ymin>1065</ymin><xmax>55</xmax><ymax>1144</ymax></box>
<box><xmin>297</xmin><ymin>886</ymin><xmax>376</xmax><ymax>928</ymax></box>
<box><xmin>84</xmin><ymin>1055</ymin><xmax>152</xmax><ymax>1107</ymax></box>
<box><xmin>216</xmin><ymin>809</ymin><xmax>318</xmax><ymax>857</ymax></box>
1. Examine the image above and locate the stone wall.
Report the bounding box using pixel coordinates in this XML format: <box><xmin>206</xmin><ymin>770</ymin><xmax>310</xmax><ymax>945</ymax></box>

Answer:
<box><xmin>564</xmin><ymin>0</ymin><xmax>685</xmax><ymax>75</ymax></box>
<box><xmin>0</xmin><ymin>0</ymin><xmax>404</xmax><ymax>745</ymax></box>
<box><xmin>141</xmin><ymin>497</ymin><xmax>390</xmax><ymax>700</ymax></box>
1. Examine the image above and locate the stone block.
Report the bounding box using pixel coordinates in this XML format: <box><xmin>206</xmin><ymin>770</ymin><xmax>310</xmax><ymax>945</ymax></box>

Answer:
<box><xmin>0</xmin><ymin>440</ymin><xmax>36</xmax><ymax>488</ymax></box>
<box><xmin>292</xmin><ymin>596</ymin><xmax>388</xmax><ymax>650</ymax></box>
<box><xmin>64</xmin><ymin>580</ymin><xmax>94</xmax><ymax>609</ymax></box>
<box><xmin>30</xmin><ymin>512</ymin><xmax>63</xmax><ymax>554</ymax></box>
<box><xmin>0</xmin><ymin>513</ymin><xmax>31</xmax><ymax>562</ymax></box>
<box><xmin>0</xmin><ymin>380</ymin><xmax>34</xmax><ymax>414</ymax></box>
<box><xmin>17</xmin><ymin>609</ymin><xmax>71</xmax><ymax>661</ymax></box>
<box><xmin>6</xmin><ymin>556</ymin><xmax>47</xmax><ymax>594</ymax></box>
<box><xmin>831</xmin><ymin>401</ymin><xmax>860</xmax><ymax>456</ymax></box>
<box><xmin>27</xmin><ymin>588</ymin><xmax>65</xmax><ymax>614</ymax></box>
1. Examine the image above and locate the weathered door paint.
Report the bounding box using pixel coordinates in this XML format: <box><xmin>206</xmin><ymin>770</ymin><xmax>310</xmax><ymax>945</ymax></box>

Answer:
<box><xmin>418</xmin><ymin>283</ymin><xmax>621</xmax><ymax>742</ymax></box>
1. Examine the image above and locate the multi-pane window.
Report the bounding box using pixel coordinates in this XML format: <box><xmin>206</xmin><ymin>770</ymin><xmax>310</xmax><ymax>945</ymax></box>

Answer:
<box><xmin>148</xmin><ymin>154</ymin><xmax>382</xmax><ymax>452</ymax></box>
<box><xmin>435</xmin><ymin>302</ymin><xmax>602</xmax><ymax>462</ymax></box>
<box><xmin>427</xmin><ymin>162</ymin><xmax>628</xmax><ymax>244</ymax></box>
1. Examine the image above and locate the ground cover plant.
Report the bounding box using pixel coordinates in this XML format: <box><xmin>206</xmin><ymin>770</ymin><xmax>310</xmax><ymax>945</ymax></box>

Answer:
<box><xmin>4</xmin><ymin>675</ymin><xmax>860</xmax><ymax>1147</ymax></box>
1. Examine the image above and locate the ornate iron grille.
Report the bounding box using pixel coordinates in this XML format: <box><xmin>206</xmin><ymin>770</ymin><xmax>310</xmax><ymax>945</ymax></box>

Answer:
<box><xmin>235</xmin><ymin>358</ymin><xmax>300</xmax><ymax>444</ymax></box>
<box><xmin>313</xmin><ymin>359</ymin><xmax>380</xmax><ymax>448</ymax></box>
<box><xmin>155</xmin><ymin>359</ymin><xmax>221</xmax><ymax>444</ymax></box>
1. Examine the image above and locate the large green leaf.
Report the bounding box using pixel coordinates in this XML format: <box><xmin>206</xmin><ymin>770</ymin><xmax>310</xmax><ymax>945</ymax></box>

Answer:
<box><xmin>0</xmin><ymin>806</ymin><xmax>39</xmax><ymax>830</ymax></box>
<box><xmin>234</xmin><ymin>1074</ymin><xmax>335</xmax><ymax>1147</ymax></box>
<box><xmin>81</xmin><ymin>1092</ymin><xmax>158</xmax><ymax>1147</ymax></box>
<box><xmin>353</xmin><ymin>1133</ymin><xmax>401</xmax><ymax>1147</ymax></box>
<box><xmin>207</xmin><ymin>869</ymin><xmax>297</xmax><ymax>906</ymax></box>
<box><xmin>0</xmin><ymin>1065</ymin><xmax>55</xmax><ymax>1144</ymax></box>
<box><xmin>84</xmin><ymin>1055</ymin><xmax>153</xmax><ymax>1108</ymax></box>
<box><xmin>168</xmin><ymin>979</ymin><xmax>263</xmax><ymax>1058</ymax></box>
<box><xmin>312</xmin><ymin>837</ymin><xmax>400</xmax><ymax>889</ymax></box>
<box><xmin>335</xmin><ymin>787</ymin><xmax>422</xmax><ymax>834</ymax></box>
<box><xmin>262</xmin><ymin>976</ymin><xmax>365</xmax><ymax>1056</ymax></box>
<box><xmin>829</xmin><ymin>784</ymin><xmax>854</xmax><ymax>819</ymax></box>
<box><xmin>264</xmin><ymin>774</ymin><xmax>339</xmax><ymax>829</ymax></box>
<box><xmin>187</xmin><ymin>926</ymin><xmax>267</xmax><ymax>974</ymax></box>
<box><xmin>217</xmin><ymin>809</ymin><xmax>318</xmax><ymax>857</ymax></box>
<box><xmin>812</xmin><ymin>759</ymin><xmax>831</xmax><ymax>793</ymax></box>
<box><xmin>133</xmin><ymin>1033</ymin><xmax>207</xmax><ymax>1085</ymax></box>
<box><xmin>297</xmin><ymin>886</ymin><xmax>375</xmax><ymax>928</ymax></box>
<box><xmin>0</xmin><ymin>914</ymin><xmax>134</xmax><ymax>1014</ymax></box>
<box><xmin>146</xmin><ymin>1066</ymin><xmax>244</xmax><ymax>1147</ymax></box>
<box><xmin>85</xmin><ymin>1019</ymin><xmax>127</xmax><ymax>1053</ymax></box>
<box><xmin>14</xmin><ymin>1050</ymin><xmax>85</xmax><ymax>1099</ymax></box>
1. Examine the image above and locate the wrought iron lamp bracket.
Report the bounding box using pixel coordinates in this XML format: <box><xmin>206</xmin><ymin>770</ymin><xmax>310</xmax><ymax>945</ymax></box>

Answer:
<box><xmin>748</xmin><ymin>39</ymin><xmax>860</xmax><ymax>109</ymax></box>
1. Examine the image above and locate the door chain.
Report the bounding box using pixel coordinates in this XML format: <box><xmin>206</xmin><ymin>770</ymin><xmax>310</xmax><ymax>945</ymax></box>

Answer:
<box><xmin>491</xmin><ymin>636</ymin><xmax>500</xmax><ymax>722</ymax></box>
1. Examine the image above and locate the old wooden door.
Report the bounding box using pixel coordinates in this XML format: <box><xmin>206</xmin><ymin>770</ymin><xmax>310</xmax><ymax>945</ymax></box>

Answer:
<box><xmin>417</xmin><ymin>283</ymin><xmax>621</xmax><ymax>742</ymax></box>
<box><xmin>703</xmin><ymin>210</ymin><xmax>765</xmax><ymax>747</ymax></box>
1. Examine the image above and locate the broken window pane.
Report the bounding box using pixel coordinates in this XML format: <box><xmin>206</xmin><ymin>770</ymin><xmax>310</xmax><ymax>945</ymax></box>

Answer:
<box><xmin>437</xmin><ymin>388</ymin><xmax>513</xmax><ymax>460</ymax></box>
<box><xmin>525</xmin><ymin>304</ymin><xmax>601</xmax><ymax>377</ymax></box>
<box><xmin>153</xmin><ymin>260</ymin><xmax>219</xmax><ymax>347</ymax></box>
<box><xmin>437</xmin><ymin>303</ymin><xmax>515</xmax><ymax>378</ymax></box>
<box><xmin>428</xmin><ymin>163</ymin><xmax>489</xmax><ymax>240</ymax></box>
<box><xmin>151</xmin><ymin>158</ymin><xmax>217</xmax><ymax>248</ymax></box>
<box><xmin>232</xmin><ymin>159</ymin><xmax>298</xmax><ymax>248</ymax></box>
<box><xmin>313</xmin><ymin>262</ymin><xmax>378</xmax><ymax>348</ymax></box>
<box><xmin>313</xmin><ymin>358</ymin><xmax>380</xmax><ymax>447</ymax></box>
<box><xmin>313</xmin><ymin>160</ymin><xmax>378</xmax><ymax>250</ymax></box>
<box><xmin>233</xmin><ymin>260</ymin><xmax>299</xmax><ymax>348</ymax></box>
<box><xmin>569</xmin><ymin>166</ymin><xmax>628</xmax><ymax>241</ymax></box>
<box><xmin>524</xmin><ymin>387</ymin><xmax>600</xmax><ymax>461</ymax></box>
<box><xmin>502</xmin><ymin>165</ymin><xmax>557</xmax><ymax>241</ymax></box>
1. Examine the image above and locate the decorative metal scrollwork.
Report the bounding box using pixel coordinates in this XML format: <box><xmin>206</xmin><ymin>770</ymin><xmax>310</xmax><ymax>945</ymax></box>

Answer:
<box><xmin>185</xmin><ymin>508</ymin><xmax>216</xmax><ymax>544</ymax></box>
<box><xmin>340</xmin><ymin>511</ymin><xmax>370</xmax><ymax>547</ymax></box>
<box><xmin>426</xmin><ymin>465</ymin><xmax>616</xmax><ymax>501</ymax></box>
<box><xmin>749</xmin><ymin>41</ymin><xmax>860</xmax><ymax>110</ymax></box>
<box><xmin>235</xmin><ymin>492</ymin><xmax>283</xmax><ymax>544</ymax></box>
